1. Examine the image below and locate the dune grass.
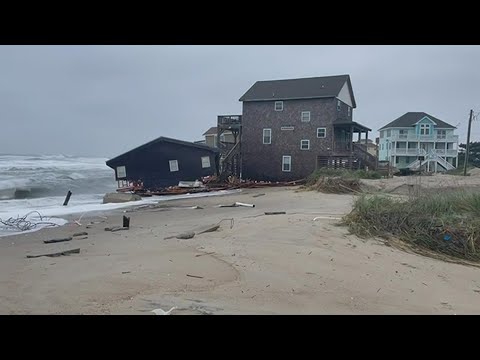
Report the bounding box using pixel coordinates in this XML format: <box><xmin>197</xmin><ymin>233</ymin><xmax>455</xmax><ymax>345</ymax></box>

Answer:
<box><xmin>342</xmin><ymin>191</ymin><xmax>480</xmax><ymax>261</ymax></box>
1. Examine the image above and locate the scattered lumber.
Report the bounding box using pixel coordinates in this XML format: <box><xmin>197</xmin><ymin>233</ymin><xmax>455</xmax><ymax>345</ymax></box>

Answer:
<box><xmin>43</xmin><ymin>237</ymin><xmax>73</xmax><ymax>244</ymax></box>
<box><xmin>27</xmin><ymin>248</ymin><xmax>80</xmax><ymax>258</ymax></box>
<box><xmin>264</xmin><ymin>212</ymin><xmax>286</xmax><ymax>215</ymax></box>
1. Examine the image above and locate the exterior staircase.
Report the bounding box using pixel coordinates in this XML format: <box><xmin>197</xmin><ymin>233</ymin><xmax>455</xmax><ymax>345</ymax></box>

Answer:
<box><xmin>407</xmin><ymin>149</ymin><xmax>455</xmax><ymax>171</ymax></box>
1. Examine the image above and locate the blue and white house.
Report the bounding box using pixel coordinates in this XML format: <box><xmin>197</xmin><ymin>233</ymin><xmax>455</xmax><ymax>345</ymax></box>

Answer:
<box><xmin>378</xmin><ymin>112</ymin><xmax>459</xmax><ymax>172</ymax></box>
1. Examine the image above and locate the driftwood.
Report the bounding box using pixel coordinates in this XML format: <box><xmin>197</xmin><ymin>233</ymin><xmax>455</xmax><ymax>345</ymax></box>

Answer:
<box><xmin>63</xmin><ymin>190</ymin><xmax>72</xmax><ymax>206</ymax></box>
<box><xmin>197</xmin><ymin>225</ymin><xmax>220</xmax><ymax>234</ymax></box>
<box><xmin>252</xmin><ymin>193</ymin><xmax>265</xmax><ymax>198</ymax></box>
<box><xmin>264</xmin><ymin>212</ymin><xmax>286</xmax><ymax>215</ymax></box>
<box><xmin>105</xmin><ymin>226</ymin><xmax>129</xmax><ymax>232</ymax></box>
<box><xmin>186</xmin><ymin>274</ymin><xmax>204</xmax><ymax>279</ymax></box>
<box><xmin>73</xmin><ymin>232</ymin><xmax>88</xmax><ymax>237</ymax></box>
<box><xmin>27</xmin><ymin>248</ymin><xmax>80</xmax><ymax>258</ymax></box>
<box><xmin>123</xmin><ymin>216</ymin><xmax>130</xmax><ymax>228</ymax></box>
<box><xmin>43</xmin><ymin>237</ymin><xmax>73</xmax><ymax>244</ymax></box>
<box><xmin>195</xmin><ymin>252</ymin><xmax>215</xmax><ymax>257</ymax></box>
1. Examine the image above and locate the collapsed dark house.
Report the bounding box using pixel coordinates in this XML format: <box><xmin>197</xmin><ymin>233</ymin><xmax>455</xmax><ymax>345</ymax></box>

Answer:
<box><xmin>106</xmin><ymin>137</ymin><xmax>220</xmax><ymax>190</ymax></box>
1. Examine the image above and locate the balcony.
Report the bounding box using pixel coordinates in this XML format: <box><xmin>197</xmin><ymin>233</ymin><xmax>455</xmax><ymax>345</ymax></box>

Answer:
<box><xmin>391</xmin><ymin>148</ymin><xmax>458</xmax><ymax>156</ymax></box>
<box><xmin>388</xmin><ymin>134</ymin><xmax>458</xmax><ymax>142</ymax></box>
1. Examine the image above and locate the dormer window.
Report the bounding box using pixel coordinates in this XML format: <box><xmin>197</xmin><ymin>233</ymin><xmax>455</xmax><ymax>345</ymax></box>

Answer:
<box><xmin>275</xmin><ymin>101</ymin><xmax>283</xmax><ymax>111</ymax></box>
<box><xmin>420</xmin><ymin>124</ymin><xmax>431</xmax><ymax>135</ymax></box>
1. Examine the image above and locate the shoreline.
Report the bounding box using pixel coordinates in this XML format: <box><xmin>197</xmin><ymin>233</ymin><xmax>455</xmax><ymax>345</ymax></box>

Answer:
<box><xmin>1</xmin><ymin>186</ymin><xmax>480</xmax><ymax>314</ymax></box>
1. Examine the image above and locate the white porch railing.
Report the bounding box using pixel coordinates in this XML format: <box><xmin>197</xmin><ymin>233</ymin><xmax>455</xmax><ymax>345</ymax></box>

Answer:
<box><xmin>389</xmin><ymin>134</ymin><xmax>459</xmax><ymax>142</ymax></box>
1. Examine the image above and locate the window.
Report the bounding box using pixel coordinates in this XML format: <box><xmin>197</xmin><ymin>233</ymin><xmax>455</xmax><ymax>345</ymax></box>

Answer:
<box><xmin>300</xmin><ymin>140</ymin><xmax>310</xmax><ymax>150</ymax></box>
<box><xmin>116</xmin><ymin>166</ymin><xmax>126</xmax><ymax>178</ymax></box>
<box><xmin>437</xmin><ymin>130</ymin><xmax>446</xmax><ymax>139</ymax></box>
<box><xmin>275</xmin><ymin>101</ymin><xmax>283</xmax><ymax>111</ymax></box>
<box><xmin>263</xmin><ymin>128</ymin><xmax>272</xmax><ymax>144</ymax></box>
<box><xmin>386</xmin><ymin>130</ymin><xmax>391</xmax><ymax>137</ymax></box>
<box><xmin>169</xmin><ymin>160</ymin><xmax>179</xmax><ymax>172</ymax></box>
<box><xmin>301</xmin><ymin>111</ymin><xmax>311</xmax><ymax>122</ymax></box>
<box><xmin>395</xmin><ymin>157</ymin><xmax>400</xmax><ymax>164</ymax></box>
<box><xmin>399</xmin><ymin>130</ymin><xmax>408</xmax><ymax>138</ymax></box>
<box><xmin>317</xmin><ymin>128</ymin><xmax>326</xmax><ymax>138</ymax></box>
<box><xmin>337</xmin><ymin>100</ymin><xmax>341</xmax><ymax>111</ymax></box>
<box><xmin>381</xmin><ymin>144</ymin><xmax>384</xmax><ymax>150</ymax></box>
<box><xmin>282</xmin><ymin>156</ymin><xmax>291</xmax><ymax>172</ymax></box>
<box><xmin>201</xmin><ymin>156</ymin><xmax>210</xmax><ymax>168</ymax></box>
<box><xmin>281</xmin><ymin>126</ymin><xmax>294</xmax><ymax>131</ymax></box>
<box><xmin>420</xmin><ymin>124</ymin><xmax>430</xmax><ymax>135</ymax></box>
<box><xmin>380</xmin><ymin>131</ymin><xmax>384</xmax><ymax>138</ymax></box>
<box><xmin>347</xmin><ymin>106</ymin><xmax>351</xmax><ymax>117</ymax></box>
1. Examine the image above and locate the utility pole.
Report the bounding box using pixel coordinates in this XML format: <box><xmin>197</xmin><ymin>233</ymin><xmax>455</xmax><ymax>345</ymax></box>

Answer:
<box><xmin>463</xmin><ymin>109</ymin><xmax>474</xmax><ymax>176</ymax></box>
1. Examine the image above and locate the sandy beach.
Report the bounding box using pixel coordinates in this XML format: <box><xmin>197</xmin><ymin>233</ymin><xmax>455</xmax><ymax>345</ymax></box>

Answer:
<box><xmin>1</xmin><ymin>185</ymin><xmax>480</xmax><ymax>315</ymax></box>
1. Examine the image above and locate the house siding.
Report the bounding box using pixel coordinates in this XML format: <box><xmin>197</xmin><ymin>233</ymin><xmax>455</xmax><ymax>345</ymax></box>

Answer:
<box><xmin>241</xmin><ymin>98</ymin><xmax>347</xmax><ymax>181</ymax></box>
<box><xmin>107</xmin><ymin>141</ymin><xmax>219</xmax><ymax>188</ymax></box>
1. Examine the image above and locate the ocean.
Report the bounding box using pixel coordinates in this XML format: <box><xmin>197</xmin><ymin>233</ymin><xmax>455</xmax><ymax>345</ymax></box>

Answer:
<box><xmin>0</xmin><ymin>154</ymin><xmax>236</xmax><ymax>237</ymax></box>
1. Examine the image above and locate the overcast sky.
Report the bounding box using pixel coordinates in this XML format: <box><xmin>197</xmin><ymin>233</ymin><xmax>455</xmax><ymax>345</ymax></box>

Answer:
<box><xmin>1</xmin><ymin>45</ymin><xmax>479</xmax><ymax>158</ymax></box>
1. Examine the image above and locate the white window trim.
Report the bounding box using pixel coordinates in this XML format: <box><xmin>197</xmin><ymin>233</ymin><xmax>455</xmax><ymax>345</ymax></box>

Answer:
<box><xmin>263</xmin><ymin>128</ymin><xmax>272</xmax><ymax>144</ymax></box>
<box><xmin>301</xmin><ymin>111</ymin><xmax>311</xmax><ymax>122</ymax></box>
<box><xmin>275</xmin><ymin>101</ymin><xmax>283</xmax><ymax>111</ymax></box>
<box><xmin>282</xmin><ymin>156</ymin><xmax>291</xmax><ymax>172</ymax></box>
<box><xmin>317</xmin><ymin>128</ymin><xmax>326</xmax><ymax>138</ymax></box>
<box><xmin>201</xmin><ymin>156</ymin><xmax>211</xmax><ymax>168</ymax></box>
<box><xmin>420</xmin><ymin>124</ymin><xmax>431</xmax><ymax>135</ymax></box>
<box><xmin>116</xmin><ymin>166</ymin><xmax>126</xmax><ymax>178</ymax></box>
<box><xmin>169</xmin><ymin>160</ymin><xmax>179</xmax><ymax>172</ymax></box>
<box><xmin>300</xmin><ymin>140</ymin><xmax>310</xmax><ymax>150</ymax></box>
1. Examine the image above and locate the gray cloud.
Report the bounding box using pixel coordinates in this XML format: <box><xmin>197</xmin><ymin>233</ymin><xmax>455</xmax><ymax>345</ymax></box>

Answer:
<box><xmin>1</xmin><ymin>45</ymin><xmax>479</xmax><ymax>157</ymax></box>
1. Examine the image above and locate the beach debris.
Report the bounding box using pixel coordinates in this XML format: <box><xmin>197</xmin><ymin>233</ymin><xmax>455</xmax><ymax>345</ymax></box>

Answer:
<box><xmin>105</xmin><ymin>226</ymin><xmax>129</xmax><ymax>232</ymax></box>
<box><xmin>122</xmin><ymin>271</ymin><xmax>131</xmax><ymax>274</ymax></box>
<box><xmin>186</xmin><ymin>274</ymin><xmax>204</xmax><ymax>279</ymax></box>
<box><xmin>44</xmin><ymin>236</ymin><xmax>73</xmax><ymax>244</ymax></box>
<box><xmin>252</xmin><ymin>193</ymin><xmax>265</xmax><ymax>198</ymax></box>
<box><xmin>218</xmin><ymin>202</ymin><xmax>255</xmax><ymax>208</ymax></box>
<box><xmin>26</xmin><ymin>248</ymin><xmax>80</xmax><ymax>258</ymax></box>
<box><xmin>151</xmin><ymin>307</ymin><xmax>177</xmax><ymax>315</ymax></box>
<box><xmin>164</xmin><ymin>231</ymin><xmax>196</xmax><ymax>240</ymax></box>
<box><xmin>0</xmin><ymin>211</ymin><xmax>60</xmax><ymax>232</ymax></box>
<box><xmin>195</xmin><ymin>251</ymin><xmax>215</xmax><ymax>257</ymax></box>
<box><xmin>264</xmin><ymin>211</ymin><xmax>286</xmax><ymax>215</ymax></box>
<box><xmin>197</xmin><ymin>225</ymin><xmax>220</xmax><ymax>234</ymax></box>
<box><xmin>63</xmin><ymin>190</ymin><xmax>72</xmax><ymax>206</ymax></box>
<box><xmin>73</xmin><ymin>232</ymin><xmax>88</xmax><ymax>237</ymax></box>
<box><xmin>123</xmin><ymin>216</ymin><xmax>130</xmax><ymax>228</ymax></box>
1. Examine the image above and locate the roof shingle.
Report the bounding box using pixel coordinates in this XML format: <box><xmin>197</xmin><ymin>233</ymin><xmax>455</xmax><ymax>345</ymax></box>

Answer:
<box><xmin>239</xmin><ymin>74</ymin><xmax>356</xmax><ymax>107</ymax></box>
<box><xmin>379</xmin><ymin>112</ymin><xmax>456</xmax><ymax>130</ymax></box>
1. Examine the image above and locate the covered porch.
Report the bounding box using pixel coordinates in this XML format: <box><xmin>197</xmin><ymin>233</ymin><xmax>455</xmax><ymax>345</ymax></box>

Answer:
<box><xmin>332</xmin><ymin>119</ymin><xmax>372</xmax><ymax>155</ymax></box>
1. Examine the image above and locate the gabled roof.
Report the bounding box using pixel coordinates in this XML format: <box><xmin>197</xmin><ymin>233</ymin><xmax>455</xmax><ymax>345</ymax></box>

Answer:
<box><xmin>239</xmin><ymin>74</ymin><xmax>356</xmax><ymax>108</ymax></box>
<box><xmin>379</xmin><ymin>112</ymin><xmax>456</xmax><ymax>130</ymax></box>
<box><xmin>106</xmin><ymin>136</ymin><xmax>218</xmax><ymax>167</ymax></box>
<box><xmin>203</xmin><ymin>127</ymin><xmax>217</xmax><ymax>136</ymax></box>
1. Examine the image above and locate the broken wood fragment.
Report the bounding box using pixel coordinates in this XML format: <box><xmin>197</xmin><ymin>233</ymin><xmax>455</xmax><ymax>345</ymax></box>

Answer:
<box><xmin>27</xmin><ymin>248</ymin><xmax>80</xmax><ymax>258</ymax></box>
<box><xmin>43</xmin><ymin>237</ymin><xmax>73</xmax><ymax>244</ymax></box>
<box><xmin>105</xmin><ymin>226</ymin><xmax>129</xmax><ymax>232</ymax></box>
<box><xmin>197</xmin><ymin>225</ymin><xmax>220</xmax><ymax>234</ymax></box>
<box><xmin>63</xmin><ymin>190</ymin><xmax>72</xmax><ymax>206</ymax></box>
<box><xmin>195</xmin><ymin>252</ymin><xmax>215</xmax><ymax>257</ymax></box>
<box><xmin>73</xmin><ymin>232</ymin><xmax>88</xmax><ymax>237</ymax></box>
<box><xmin>186</xmin><ymin>274</ymin><xmax>204</xmax><ymax>279</ymax></box>
<box><xmin>252</xmin><ymin>193</ymin><xmax>265</xmax><ymax>198</ymax></box>
<box><xmin>264</xmin><ymin>211</ymin><xmax>286</xmax><ymax>215</ymax></box>
<box><xmin>123</xmin><ymin>215</ymin><xmax>130</xmax><ymax>228</ymax></box>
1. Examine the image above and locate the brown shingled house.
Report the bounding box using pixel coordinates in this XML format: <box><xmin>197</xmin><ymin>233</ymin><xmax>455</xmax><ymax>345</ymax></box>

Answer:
<box><xmin>239</xmin><ymin>75</ymin><xmax>376</xmax><ymax>181</ymax></box>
